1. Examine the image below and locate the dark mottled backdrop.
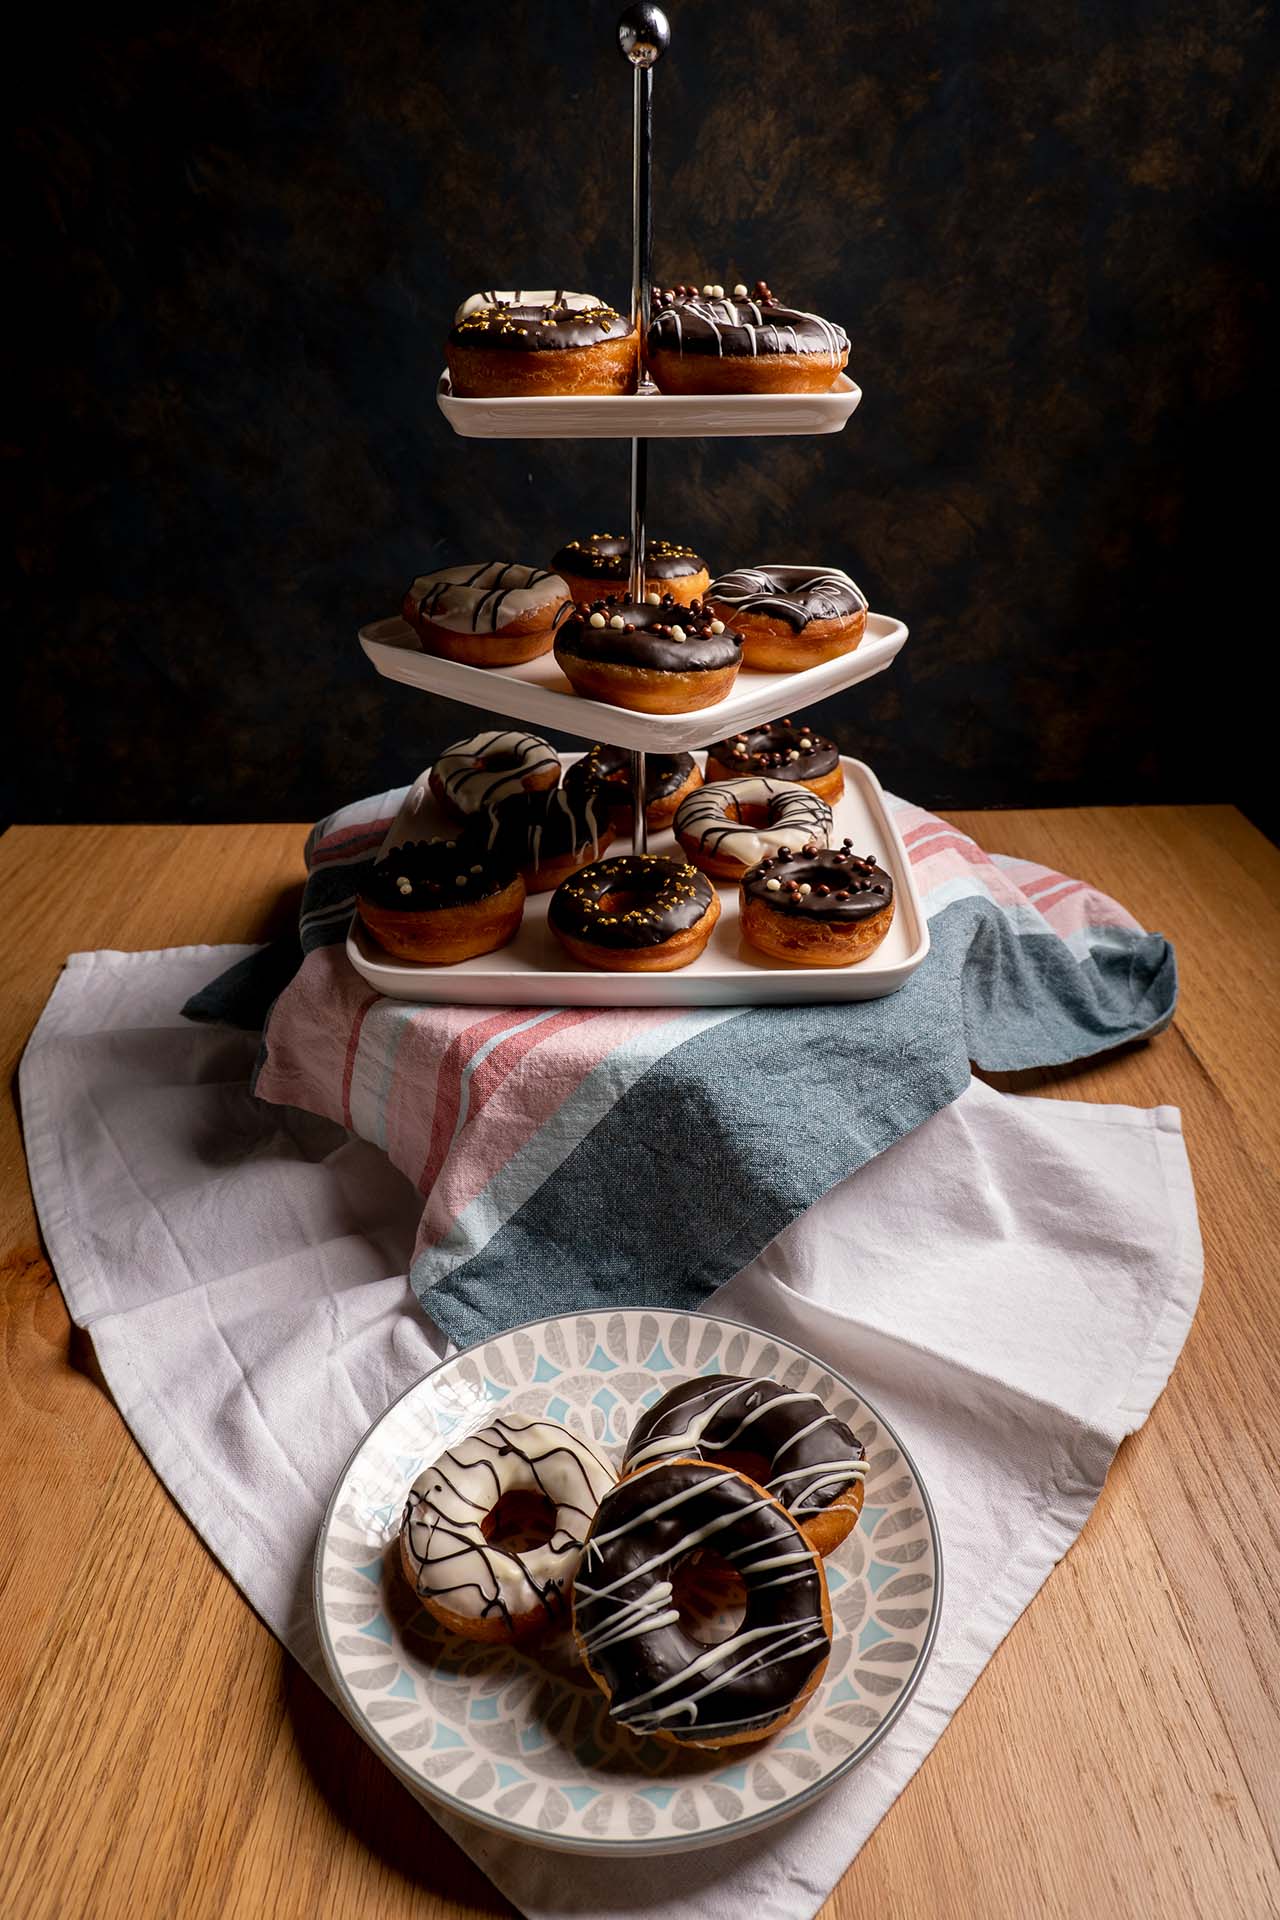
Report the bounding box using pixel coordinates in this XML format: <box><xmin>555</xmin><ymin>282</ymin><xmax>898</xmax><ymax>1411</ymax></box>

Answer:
<box><xmin>8</xmin><ymin>0</ymin><xmax>1276</xmax><ymax>825</ymax></box>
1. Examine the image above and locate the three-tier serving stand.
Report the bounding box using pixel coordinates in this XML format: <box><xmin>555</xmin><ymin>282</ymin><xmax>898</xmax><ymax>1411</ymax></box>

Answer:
<box><xmin>355</xmin><ymin>5</ymin><xmax>927</xmax><ymax>1007</ymax></box>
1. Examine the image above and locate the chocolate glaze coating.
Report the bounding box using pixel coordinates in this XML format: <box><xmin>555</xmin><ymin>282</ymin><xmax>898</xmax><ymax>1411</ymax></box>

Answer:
<box><xmin>548</xmin><ymin>855</ymin><xmax>714</xmax><ymax>949</ymax></box>
<box><xmin>648</xmin><ymin>289</ymin><xmax>848</xmax><ymax>361</ymax></box>
<box><xmin>574</xmin><ymin>1460</ymin><xmax>829</xmax><ymax>1744</ymax></box>
<box><xmin>709</xmin><ymin>565</ymin><xmax>867</xmax><ymax>632</ymax></box>
<box><xmin>551</xmin><ymin>535</ymin><xmax>706</xmax><ymax>582</ymax></box>
<box><xmin>743</xmin><ymin>841</ymin><xmax>894</xmax><ymax>921</ymax></box>
<box><xmin>707</xmin><ymin>718</ymin><xmax>839</xmax><ymax>782</ymax></box>
<box><xmin>622</xmin><ymin>1376</ymin><xmax>867</xmax><ymax>1519</ymax></box>
<box><xmin>359</xmin><ymin>834</ymin><xmax>517</xmax><ymax>912</ymax></box>
<box><xmin>555</xmin><ymin>596</ymin><xmax>742</xmax><ymax>675</ymax></box>
<box><xmin>450</xmin><ymin>299</ymin><xmax>632</xmax><ymax>352</ymax></box>
<box><xmin>564</xmin><ymin>743</ymin><xmax>697</xmax><ymax>809</ymax></box>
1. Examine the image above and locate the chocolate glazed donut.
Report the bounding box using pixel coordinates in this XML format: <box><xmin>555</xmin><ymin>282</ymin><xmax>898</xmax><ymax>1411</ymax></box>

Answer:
<box><xmin>554</xmin><ymin>596</ymin><xmax>742</xmax><ymax>714</ymax></box>
<box><xmin>704</xmin><ymin>718</ymin><xmax>843</xmax><ymax>803</ymax></box>
<box><xmin>551</xmin><ymin>535</ymin><xmax>710</xmax><ymax>609</ymax></box>
<box><xmin>622</xmin><ymin>1376</ymin><xmax>868</xmax><ymax>1556</ymax></box>
<box><xmin>573</xmin><ymin>1459</ymin><xmax>832</xmax><ymax>1748</ymax></box>
<box><xmin>547</xmin><ymin>855</ymin><xmax>720</xmax><ymax>972</ymax></box>
<box><xmin>741</xmin><ymin>842</ymin><xmax>896</xmax><ymax>969</ymax></box>
<box><xmin>563</xmin><ymin>743</ymin><xmax>702</xmax><ymax>831</ymax></box>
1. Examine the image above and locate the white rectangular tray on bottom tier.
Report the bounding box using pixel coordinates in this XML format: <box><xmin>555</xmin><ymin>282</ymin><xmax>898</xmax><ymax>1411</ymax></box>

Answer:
<box><xmin>345</xmin><ymin>754</ymin><xmax>929</xmax><ymax>1007</ymax></box>
<box><xmin>436</xmin><ymin>371</ymin><xmax>863</xmax><ymax>439</ymax></box>
<box><xmin>359</xmin><ymin>611</ymin><xmax>908</xmax><ymax>754</ymax></box>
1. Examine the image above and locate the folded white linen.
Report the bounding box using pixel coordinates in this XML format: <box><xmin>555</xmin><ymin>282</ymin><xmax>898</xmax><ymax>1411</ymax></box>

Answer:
<box><xmin>20</xmin><ymin>947</ymin><xmax>1201</xmax><ymax>1919</ymax></box>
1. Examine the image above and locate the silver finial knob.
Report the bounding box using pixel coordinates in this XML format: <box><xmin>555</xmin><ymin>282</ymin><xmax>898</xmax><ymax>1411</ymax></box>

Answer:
<box><xmin>618</xmin><ymin>4</ymin><xmax>670</xmax><ymax>66</ymax></box>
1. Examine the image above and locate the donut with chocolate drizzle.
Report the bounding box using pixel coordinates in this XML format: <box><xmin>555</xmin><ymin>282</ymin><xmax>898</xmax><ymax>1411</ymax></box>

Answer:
<box><xmin>554</xmin><ymin>594</ymin><xmax>743</xmax><ymax>714</ymax></box>
<box><xmin>572</xmin><ymin>1458</ymin><xmax>832</xmax><ymax>1748</ymax></box>
<box><xmin>401</xmin><ymin>1415</ymin><xmax>616</xmax><ymax>1644</ymax></box>
<box><xmin>621</xmin><ymin>1375</ymin><xmax>868</xmax><ymax>1556</ymax></box>
<box><xmin>740</xmin><ymin>840</ymin><xmax>896</xmax><ymax>969</ymax></box>
<box><xmin>704</xmin><ymin>718</ymin><xmax>843</xmax><ymax>803</ymax></box>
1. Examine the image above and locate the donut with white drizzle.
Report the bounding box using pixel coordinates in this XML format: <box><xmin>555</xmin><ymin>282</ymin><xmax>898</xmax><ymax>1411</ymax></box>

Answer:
<box><xmin>429</xmin><ymin>730</ymin><xmax>561</xmax><ymax>823</ymax></box>
<box><xmin>400</xmin><ymin>1414</ymin><xmax>616</xmax><ymax>1644</ymax></box>
<box><xmin>403</xmin><ymin>562</ymin><xmax>572</xmax><ymax>668</ymax></box>
<box><xmin>620</xmin><ymin>1375</ymin><xmax>868</xmax><ymax>1556</ymax></box>
<box><xmin>674</xmin><ymin>777</ymin><xmax>833</xmax><ymax>881</ymax></box>
<box><xmin>572</xmin><ymin>1458</ymin><xmax>832</xmax><ymax>1748</ymax></box>
<box><xmin>707</xmin><ymin>565</ymin><xmax>868</xmax><ymax>672</ymax></box>
<box><xmin>646</xmin><ymin>279</ymin><xmax>849</xmax><ymax>395</ymax></box>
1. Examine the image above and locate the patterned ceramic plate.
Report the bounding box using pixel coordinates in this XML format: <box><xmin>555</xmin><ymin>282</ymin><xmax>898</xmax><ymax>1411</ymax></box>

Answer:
<box><xmin>314</xmin><ymin>1309</ymin><xmax>942</xmax><ymax>1855</ymax></box>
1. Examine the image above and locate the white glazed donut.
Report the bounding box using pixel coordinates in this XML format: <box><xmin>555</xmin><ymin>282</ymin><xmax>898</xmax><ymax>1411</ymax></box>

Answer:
<box><xmin>405</xmin><ymin>562</ymin><xmax>570</xmax><ymax>636</ymax></box>
<box><xmin>428</xmin><ymin>729</ymin><xmax>561</xmax><ymax>820</ymax></box>
<box><xmin>454</xmin><ymin>289</ymin><xmax>606</xmax><ymax>321</ymax></box>
<box><xmin>400</xmin><ymin>1415</ymin><xmax>617</xmax><ymax>1642</ymax></box>
<box><xmin>674</xmin><ymin>777</ymin><xmax>833</xmax><ymax>880</ymax></box>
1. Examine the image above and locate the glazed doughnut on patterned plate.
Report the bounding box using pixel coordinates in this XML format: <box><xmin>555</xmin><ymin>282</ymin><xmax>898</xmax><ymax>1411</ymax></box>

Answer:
<box><xmin>704</xmin><ymin>717</ymin><xmax>844</xmax><ymax>804</ymax></box>
<box><xmin>550</xmin><ymin>534</ymin><xmax>710</xmax><ymax>609</ymax></box>
<box><xmin>646</xmin><ymin>280</ymin><xmax>849</xmax><ymax>395</ymax></box>
<box><xmin>400</xmin><ymin>1415</ymin><xmax>616</xmax><ymax>1643</ymax></box>
<box><xmin>357</xmin><ymin>835</ymin><xmax>525</xmax><ymax>965</ymax></box>
<box><xmin>707</xmin><ymin>565</ymin><xmax>868</xmax><ymax>672</ymax></box>
<box><xmin>428</xmin><ymin>730</ymin><xmax>560</xmax><ymax>824</ymax></box>
<box><xmin>554</xmin><ymin>594</ymin><xmax>742</xmax><ymax>714</ymax></box>
<box><xmin>446</xmin><ymin>290</ymin><xmax>638</xmax><ymax>397</ymax></box>
<box><xmin>620</xmin><ymin>1375</ymin><xmax>869</xmax><ymax>1556</ymax></box>
<box><xmin>740</xmin><ymin>839</ymin><xmax>896</xmax><ymax>969</ymax></box>
<box><xmin>403</xmin><ymin>562</ymin><xmax>572</xmax><ymax>667</ymax></box>
<box><xmin>563</xmin><ymin>742</ymin><xmax>702</xmax><ymax>832</ymax></box>
<box><xmin>572</xmin><ymin>1458</ymin><xmax>832</xmax><ymax>1748</ymax></box>
<box><xmin>673</xmin><ymin>777</ymin><xmax>833</xmax><ymax>882</ymax></box>
<box><xmin>548</xmin><ymin>855</ymin><xmax>721</xmax><ymax>972</ymax></box>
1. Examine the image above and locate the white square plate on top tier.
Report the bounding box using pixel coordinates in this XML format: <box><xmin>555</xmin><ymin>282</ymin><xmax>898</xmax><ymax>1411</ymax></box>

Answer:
<box><xmin>344</xmin><ymin>753</ymin><xmax>929</xmax><ymax>1007</ymax></box>
<box><xmin>436</xmin><ymin>371</ymin><xmax>862</xmax><ymax>438</ymax></box>
<box><xmin>314</xmin><ymin>1308</ymin><xmax>942</xmax><ymax>1856</ymax></box>
<box><xmin>359</xmin><ymin>612</ymin><xmax>908</xmax><ymax>756</ymax></box>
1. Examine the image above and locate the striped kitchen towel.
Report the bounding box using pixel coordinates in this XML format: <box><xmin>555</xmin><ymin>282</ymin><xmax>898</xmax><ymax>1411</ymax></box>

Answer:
<box><xmin>185</xmin><ymin>786</ymin><xmax>1176</xmax><ymax>1348</ymax></box>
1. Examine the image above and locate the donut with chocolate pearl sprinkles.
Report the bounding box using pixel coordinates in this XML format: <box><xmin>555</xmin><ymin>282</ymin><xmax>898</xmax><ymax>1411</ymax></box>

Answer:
<box><xmin>446</xmin><ymin>290</ymin><xmax>638</xmax><ymax>396</ymax></box>
<box><xmin>357</xmin><ymin>836</ymin><xmax>525</xmax><ymax>965</ymax></box>
<box><xmin>563</xmin><ymin>742</ymin><xmax>702</xmax><ymax>831</ymax></box>
<box><xmin>646</xmin><ymin>281</ymin><xmax>849</xmax><ymax>394</ymax></box>
<box><xmin>704</xmin><ymin>718</ymin><xmax>844</xmax><ymax>803</ymax></box>
<box><xmin>428</xmin><ymin>730</ymin><xmax>561</xmax><ymax>824</ymax></box>
<box><xmin>402</xmin><ymin>561</ymin><xmax>572</xmax><ymax>667</ymax></box>
<box><xmin>674</xmin><ymin>777</ymin><xmax>833</xmax><ymax>881</ymax></box>
<box><xmin>547</xmin><ymin>854</ymin><xmax>721</xmax><ymax>972</ymax></box>
<box><xmin>572</xmin><ymin>1458</ymin><xmax>832</xmax><ymax>1747</ymax></box>
<box><xmin>740</xmin><ymin>840</ymin><xmax>896</xmax><ymax>969</ymax></box>
<box><xmin>554</xmin><ymin>594</ymin><xmax>742</xmax><ymax>713</ymax></box>
<box><xmin>707</xmin><ymin>565</ymin><xmax>868</xmax><ymax>672</ymax></box>
<box><xmin>620</xmin><ymin>1375</ymin><xmax>868</xmax><ymax>1557</ymax></box>
<box><xmin>551</xmin><ymin>534</ymin><xmax>710</xmax><ymax>609</ymax></box>
<box><xmin>400</xmin><ymin>1415</ymin><xmax>616</xmax><ymax>1644</ymax></box>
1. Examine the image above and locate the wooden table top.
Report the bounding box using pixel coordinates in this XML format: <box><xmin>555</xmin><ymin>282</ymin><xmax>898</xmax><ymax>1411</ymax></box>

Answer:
<box><xmin>1</xmin><ymin>807</ymin><xmax>1277</xmax><ymax>1920</ymax></box>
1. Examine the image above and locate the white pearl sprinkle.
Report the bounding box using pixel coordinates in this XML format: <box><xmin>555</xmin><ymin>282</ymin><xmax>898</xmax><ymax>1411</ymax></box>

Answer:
<box><xmin>733</xmin><ymin>282</ymin><xmax>748</xmax><ymax>298</ymax></box>
<box><xmin>644</xmin><ymin>591</ymin><xmax>661</xmax><ymax>605</ymax></box>
<box><xmin>589</xmin><ymin>611</ymin><xmax>606</xmax><ymax>628</ymax></box>
<box><xmin>712</xmin><ymin>283</ymin><xmax>725</xmax><ymax>298</ymax></box>
<box><xmin>609</xmin><ymin>614</ymin><xmax>626</xmax><ymax>629</ymax></box>
<box><xmin>396</xmin><ymin>877</ymin><xmax>412</xmax><ymax>895</ymax></box>
<box><xmin>787</xmin><ymin>749</ymin><xmax>801</xmax><ymax>760</ymax></box>
<box><xmin>765</xmin><ymin>878</ymin><xmax>782</xmax><ymax>892</ymax></box>
<box><xmin>670</xmin><ymin>624</ymin><xmax>686</xmax><ymax>641</ymax></box>
<box><xmin>799</xmin><ymin>883</ymin><xmax>812</xmax><ymax>895</ymax></box>
<box><xmin>702</xmin><ymin>283</ymin><xmax>714</xmax><ymax>296</ymax></box>
<box><xmin>799</xmin><ymin>736</ymin><xmax>813</xmax><ymax>749</ymax></box>
<box><xmin>709</xmin><ymin>618</ymin><xmax>725</xmax><ymax>634</ymax></box>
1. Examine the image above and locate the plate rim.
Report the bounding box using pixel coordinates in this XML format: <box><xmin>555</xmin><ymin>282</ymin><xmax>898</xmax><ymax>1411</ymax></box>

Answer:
<box><xmin>313</xmin><ymin>1306</ymin><xmax>945</xmax><ymax>1856</ymax></box>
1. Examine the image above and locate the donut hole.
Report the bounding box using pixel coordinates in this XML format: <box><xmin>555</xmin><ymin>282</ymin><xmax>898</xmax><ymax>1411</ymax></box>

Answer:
<box><xmin>670</xmin><ymin>1548</ymin><xmax>748</xmax><ymax>1647</ymax></box>
<box><xmin>598</xmin><ymin>889</ymin><xmax>647</xmax><ymax>916</ymax></box>
<box><xmin>481</xmin><ymin>1490</ymin><xmax>557</xmax><ymax>1554</ymax></box>
<box><xmin>701</xmin><ymin>1447</ymin><xmax>773</xmax><ymax>1488</ymax></box>
<box><xmin>477</xmin><ymin>753</ymin><xmax>523</xmax><ymax>777</ymax></box>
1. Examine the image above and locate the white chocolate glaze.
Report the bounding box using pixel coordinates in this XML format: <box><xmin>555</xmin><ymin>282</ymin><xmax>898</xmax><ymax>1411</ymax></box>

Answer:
<box><xmin>408</xmin><ymin>562</ymin><xmax>570</xmax><ymax>634</ymax></box>
<box><xmin>401</xmin><ymin>1415</ymin><xmax>615</xmax><ymax>1630</ymax></box>
<box><xmin>433</xmin><ymin>730</ymin><xmax>561</xmax><ymax>812</ymax></box>
<box><xmin>675</xmin><ymin>778</ymin><xmax>832</xmax><ymax>869</ymax></box>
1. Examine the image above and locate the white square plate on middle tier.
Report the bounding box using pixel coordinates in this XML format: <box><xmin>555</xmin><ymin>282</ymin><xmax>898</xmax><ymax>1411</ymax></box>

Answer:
<box><xmin>358</xmin><ymin>612</ymin><xmax>908</xmax><ymax>756</ymax></box>
<box><xmin>344</xmin><ymin>753</ymin><xmax>929</xmax><ymax>1007</ymax></box>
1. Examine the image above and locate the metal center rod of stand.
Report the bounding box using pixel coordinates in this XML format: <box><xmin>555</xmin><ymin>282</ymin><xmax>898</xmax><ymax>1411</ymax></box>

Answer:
<box><xmin>620</xmin><ymin>7</ymin><xmax>667</xmax><ymax>853</ymax></box>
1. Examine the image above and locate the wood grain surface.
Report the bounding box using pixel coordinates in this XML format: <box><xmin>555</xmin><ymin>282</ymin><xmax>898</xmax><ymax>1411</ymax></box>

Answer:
<box><xmin>1</xmin><ymin>808</ymin><xmax>1277</xmax><ymax>1920</ymax></box>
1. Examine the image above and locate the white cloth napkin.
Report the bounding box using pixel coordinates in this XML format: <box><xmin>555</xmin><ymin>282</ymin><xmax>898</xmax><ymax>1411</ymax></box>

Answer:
<box><xmin>20</xmin><ymin>947</ymin><xmax>1203</xmax><ymax>1918</ymax></box>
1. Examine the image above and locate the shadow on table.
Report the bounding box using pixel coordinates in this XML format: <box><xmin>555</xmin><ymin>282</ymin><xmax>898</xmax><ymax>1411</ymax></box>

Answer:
<box><xmin>282</xmin><ymin>1645</ymin><xmax>516</xmax><ymax>1915</ymax></box>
